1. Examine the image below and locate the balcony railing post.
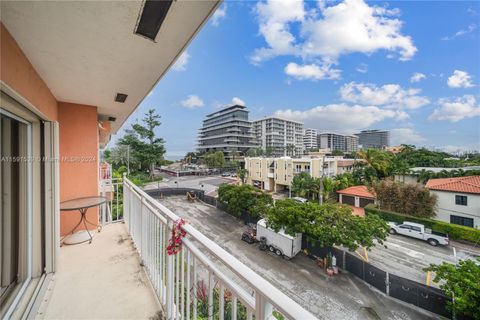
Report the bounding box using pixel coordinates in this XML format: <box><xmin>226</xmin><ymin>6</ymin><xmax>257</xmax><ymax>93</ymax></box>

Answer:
<box><xmin>255</xmin><ymin>292</ymin><xmax>273</xmax><ymax>320</ymax></box>
<box><xmin>166</xmin><ymin>220</ymin><xmax>175</xmax><ymax>320</ymax></box>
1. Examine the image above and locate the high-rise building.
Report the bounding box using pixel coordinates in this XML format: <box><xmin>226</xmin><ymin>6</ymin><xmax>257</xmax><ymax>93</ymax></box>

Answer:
<box><xmin>345</xmin><ymin>135</ymin><xmax>359</xmax><ymax>152</ymax></box>
<box><xmin>252</xmin><ymin>117</ymin><xmax>304</xmax><ymax>157</ymax></box>
<box><xmin>355</xmin><ymin>129</ymin><xmax>390</xmax><ymax>149</ymax></box>
<box><xmin>303</xmin><ymin>128</ymin><xmax>318</xmax><ymax>150</ymax></box>
<box><xmin>317</xmin><ymin>132</ymin><xmax>358</xmax><ymax>153</ymax></box>
<box><xmin>197</xmin><ymin>105</ymin><xmax>256</xmax><ymax>158</ymax></box>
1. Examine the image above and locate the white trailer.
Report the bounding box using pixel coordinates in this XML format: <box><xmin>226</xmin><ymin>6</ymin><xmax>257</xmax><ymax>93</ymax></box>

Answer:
<box><xmin>256</xmin><ymin>219</ymin><xmax>302</xmax><ymax>259</ymax></box>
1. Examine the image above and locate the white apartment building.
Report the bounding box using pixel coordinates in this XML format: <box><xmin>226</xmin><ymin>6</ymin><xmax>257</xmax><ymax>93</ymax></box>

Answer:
<box><xmin>318</xmin><ymin>132</ymin><xmax>358</xmax><ymax>153</ymax></box>
<box><xmin>252</xmin><ymin>117</ymin><xmax>304</xmax><ymax>157</ymax></box>
<box><xmin>303</xmin><ymin>128</ymin><xmax>318</xmax><ymax>150</ymax></box>
<box><xmin>426</xmin><ymin>176</ymin><xmax>480</xmax><ymax>229</ymax></box>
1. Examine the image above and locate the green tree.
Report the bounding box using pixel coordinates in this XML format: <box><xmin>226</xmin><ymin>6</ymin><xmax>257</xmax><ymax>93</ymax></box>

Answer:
<box><xmin>331</xmin><ymin>149</ymin><xmax>344</xmax><ymax>156</ymax></box>
<box><xmin>357</xmin><ymin>148</ymin><xmax>393</xmax><ymax>178</ymax></box>
<box><xmin>285</xmin><ymin>144</ymin><xmax>295</xmax><ymax>156</ymax></box>
<box><xmin>237</xmin><ymin>168</ymin><xmax>248</xmax><ymax>184</ymax></box>
<box><xmin>334</xmin><ymin>173</ymin><xmax>354</xmax><ymax>190</ymax></box>
<box><xmin>265</xmin><ymin>146</ymin><xmax>275</xmax><ymax>157</ymax></box>
<box><xmin>291</xmin><ymin>172</ymin><xmax>314</xmax><ymax>199</ymax></box>
<box><xmin>263</xmin><ymin>200</ymin><xmax>389</xmax><ymax>251</ymax></box>
<box><xmin>202</xmin><ymin>151</ymin><xmax>225</xmax><ymax>168</ymax></box>
<box><xmin>218</xmin><ymin>184</ymin><xmax>273</xmax><ymax>219</ymax></box>
<box><xmin>118</xmin><ymin>109</ymin><xmax>165</xmax><ymax>177</ymax></box>
<box><xmin>373</xmin><ymin>180</ymin><xmax>437</xmax><ymax>218</ymax></box>
<box><xmin>424</xmin><ymin>258</ymin><xmax>480</xmax><ymax>319</ymax></box>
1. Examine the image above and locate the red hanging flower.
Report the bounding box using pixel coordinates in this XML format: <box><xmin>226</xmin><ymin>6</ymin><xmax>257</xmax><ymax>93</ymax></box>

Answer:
<box><xmin>166</xmin><ymin>218</ymin><xmax>187</xmax><ymax>255</ymax></box>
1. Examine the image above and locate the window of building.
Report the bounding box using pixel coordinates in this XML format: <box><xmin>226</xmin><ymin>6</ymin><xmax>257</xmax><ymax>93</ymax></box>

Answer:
<box><xmin>455</xmin><ymin>195</ymin><xmax>468</xmax><ymax>206</ymax></box>
<box><xmin>450</xmin><ymin>215</ymin><xmax>474</xmax><ymax>228</ymax></box>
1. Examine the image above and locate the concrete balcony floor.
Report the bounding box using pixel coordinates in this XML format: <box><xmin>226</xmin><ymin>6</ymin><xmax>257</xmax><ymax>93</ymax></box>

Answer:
<box><xmin>38</xmin><ymin>223</ymin><xmax>161</xmax><ymax>319</ymax></box>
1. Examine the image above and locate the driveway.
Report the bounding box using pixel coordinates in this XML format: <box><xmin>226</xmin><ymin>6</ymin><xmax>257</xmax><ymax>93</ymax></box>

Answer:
<box><xmin>158</xmin><ymin>195</ymin><xmax>437</xmax><ymax>320</ymax></box>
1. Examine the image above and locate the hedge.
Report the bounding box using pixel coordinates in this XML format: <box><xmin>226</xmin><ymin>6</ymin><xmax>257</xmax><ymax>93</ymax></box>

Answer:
<box><xmin>365</xmin><ymin>204</ymin><xmax>480</xmax><ymax>243</ymax></box>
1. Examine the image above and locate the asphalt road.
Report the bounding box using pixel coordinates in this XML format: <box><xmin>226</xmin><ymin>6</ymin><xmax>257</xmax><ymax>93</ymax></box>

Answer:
<box><xmin>158</xmin><ymin>195</ymin><xmax>438</xmax><ymax>320</ymax></box>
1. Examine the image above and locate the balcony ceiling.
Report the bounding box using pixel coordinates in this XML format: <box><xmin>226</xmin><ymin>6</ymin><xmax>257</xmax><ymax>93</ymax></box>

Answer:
<box><xmin>1</xmin><ymin>0</ymin><xmax>220</xmax><ymax>132</ymax></box>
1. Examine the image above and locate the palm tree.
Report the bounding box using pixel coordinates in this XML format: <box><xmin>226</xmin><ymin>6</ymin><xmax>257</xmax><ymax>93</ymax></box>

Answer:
<box><xmin>357</xmin><ymin>148</ymin><xmax>393</xmax><ymax>178</ymax></box>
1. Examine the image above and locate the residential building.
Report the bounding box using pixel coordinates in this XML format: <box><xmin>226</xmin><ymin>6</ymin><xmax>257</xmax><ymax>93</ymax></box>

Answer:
<box><xmin>337</xmin><ymin>159</ymin><xmax>357</xmax><ymax>174</ymax></box>
<box><xmin>197</xmin><ymin>104</ymin><xmax>256</xmax><ymax>159</ymax></box>
<box><xmin>426</xmin><ymin>176</ymin><xmax>480</xmax><ymax>228</ymax></box>
<box><xmin>337</xmin><ymin>186</ymin><xmax>376</xmax><ymax>216</ymax></box>
<box><xmin>252</xmin><ymin>117</ymin><xmax>304</xmax><ymax>157</ymax></box>
<box><xmin>318</xmin><ymin>132</ymin><xmax>358</xmax><ymax>152</ymax></box>
<box><xmin>394</xmin><ymin>166</ymin><xmax>480</xmax><ymax>185</ymax></box>
<box><xmin>355</xmin><ymin>129</ymin><xmax>390</xmax><ymax>149</ymax></box>
<box><xmin>245</xmin><ymin>156</ymin><xmax>337</xmax><ymax>192</ymax></box>
<box><xmin>0</xmin><ymin>2</ymin><xmax>312</xmax><ymax>319</ymax></box>
<box><xmin>303</xmin><ymin>128</ymin><xmax>318</xmax><ymax>150</ymax></box>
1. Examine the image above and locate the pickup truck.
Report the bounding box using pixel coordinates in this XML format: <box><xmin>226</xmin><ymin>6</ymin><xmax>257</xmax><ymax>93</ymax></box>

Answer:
<box><xmin>388</xmin><ymin>221</ymin><xmax>449</xmax><ymax>246</ymax></box>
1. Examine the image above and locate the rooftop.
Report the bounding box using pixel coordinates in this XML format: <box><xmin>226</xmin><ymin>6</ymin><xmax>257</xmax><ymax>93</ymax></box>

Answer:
<box><xmin>337</xmin><ymin>185</ymin><xmax>376</xmax><ymax>198</ymax></box>
<box><xmin>425</xmin><ymin>175</ymin><xmax>480</xmax><ymax>194</ymax></box>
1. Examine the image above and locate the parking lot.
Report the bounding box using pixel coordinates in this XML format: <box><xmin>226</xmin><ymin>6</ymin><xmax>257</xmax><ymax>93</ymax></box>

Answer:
<box><xmin>158</xmin><ymin>195</ymin><xmax>438</xmax><ymax>320</ymax></box>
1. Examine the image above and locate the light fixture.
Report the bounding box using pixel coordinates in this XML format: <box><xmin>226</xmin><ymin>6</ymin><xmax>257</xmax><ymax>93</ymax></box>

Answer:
<box><xmin>115</xmin><ymin>93</ymin><xmax>128</xmax><ymax>103</ymax></box>
<box><xmin>135</xmin><ymin>0</ymin><xmax>173</xmax><ymax>41</ymax></box>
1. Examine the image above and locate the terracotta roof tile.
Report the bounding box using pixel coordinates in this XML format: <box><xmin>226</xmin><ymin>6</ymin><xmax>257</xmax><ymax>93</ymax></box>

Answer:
<box><xmin>337</xmin><ymin>185</ymin><xmax>375</xmax><ymax>198</ymax></box>
<box><xmin>426</xmin><ymin>175</ymin><xmax>480</xmax><ymax>194</ymax></box>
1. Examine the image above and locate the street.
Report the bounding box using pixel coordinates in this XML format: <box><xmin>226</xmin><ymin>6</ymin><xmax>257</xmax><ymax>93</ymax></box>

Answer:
<box><xmin>158</xmin><ymin>195</ymin><xmax>438</xmax><ymax>320</ymax></box>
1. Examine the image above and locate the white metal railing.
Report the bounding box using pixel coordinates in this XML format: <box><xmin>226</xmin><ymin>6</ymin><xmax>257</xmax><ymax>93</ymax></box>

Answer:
<box><xmin>100</xmin><ymin>177</ymin><xmax>123</xmax><ymax>224</ymax></box>
<box><xmin>123</xmin><ymin>177</ymin><xmax>316</xmax><ymax>320</ymax></box>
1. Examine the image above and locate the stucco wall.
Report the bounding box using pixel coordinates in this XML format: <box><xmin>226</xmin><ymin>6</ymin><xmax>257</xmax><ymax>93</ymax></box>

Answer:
<box><xmin>1</xmin><ymin>23</ymin><xmax>58</xmax><ymax>120</ymax></box>
<box><xmin>58</xmin><ymin>102</ymin><xmax>100</xmax><ymax>235</ymax></box>
<box><xmin>432</xmin><ymin>190</ymin><xmax>480</xmax><ymax>229</ymax></box>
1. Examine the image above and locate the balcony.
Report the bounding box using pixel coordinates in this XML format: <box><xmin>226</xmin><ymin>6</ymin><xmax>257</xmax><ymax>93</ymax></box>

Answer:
<box><xmin>39</xmin><ymin>177</ymin><xmax>314</xmax><ymax>320</ymax></box>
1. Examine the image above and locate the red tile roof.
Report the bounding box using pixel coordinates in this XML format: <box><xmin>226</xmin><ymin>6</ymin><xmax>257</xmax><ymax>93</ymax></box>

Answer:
<box><xmin>337</xmin><ymin>185</ymin><xmax>375</xmax><ymax>199</ymax></box>
<box><xmin>426</xmin><ymin>175</ymin><xmax>480</xmax><ymax>194</ymax></box>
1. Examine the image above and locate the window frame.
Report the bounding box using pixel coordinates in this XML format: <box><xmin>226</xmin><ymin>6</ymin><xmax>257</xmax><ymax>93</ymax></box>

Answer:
<box><xmin>455</xmin><ymin>195</ymin><xmax>468</xmax><ymax>206</ymax></box>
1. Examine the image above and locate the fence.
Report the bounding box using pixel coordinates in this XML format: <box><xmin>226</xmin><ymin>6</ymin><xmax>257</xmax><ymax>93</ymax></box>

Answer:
<box><xmin>99</xmin><ymin>177</ymin><xmax>124</xmax><ymax>224</ymax></box>
<box><xmin>302</xmin><ymin>236</ymin><xmax>452</xmax><ymax>318</ymax></box>
<box><xmin>123</xmin><ymin>178</ymin><xmax>315</xmax><ymax>320</ymax></box>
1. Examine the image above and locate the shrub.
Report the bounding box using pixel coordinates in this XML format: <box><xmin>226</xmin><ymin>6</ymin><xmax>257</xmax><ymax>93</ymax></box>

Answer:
<box><xmin>373</xmin><ymin>180</ymin><xmax>437</xmax><ymax>218</ymax></box>
<box><xmin>365</xmin><ymin>204</ymin><xmax>480</xmax><ymax>243</ymax></box>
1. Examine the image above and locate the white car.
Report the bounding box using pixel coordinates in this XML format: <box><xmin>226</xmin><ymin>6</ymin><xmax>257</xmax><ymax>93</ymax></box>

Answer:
<box><xmin>388</xmin><ymin>221</ymin><xmax>449</xmax><ymax>246</ymax></box>
<box><xmin>293</xmin><ymin>197</ymin><xmax>308</xmax><ymax>203</ymax></box>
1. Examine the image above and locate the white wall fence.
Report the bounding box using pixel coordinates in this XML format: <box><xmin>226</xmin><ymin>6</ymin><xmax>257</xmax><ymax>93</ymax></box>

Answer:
<box><xmin>123</xmin><ymin>177</ymin><xmax>315</xmax><ymax>320</ymax></box>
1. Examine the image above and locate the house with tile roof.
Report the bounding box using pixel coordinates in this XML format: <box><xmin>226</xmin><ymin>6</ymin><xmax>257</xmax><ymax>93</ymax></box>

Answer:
<box><xmin>426</xmin><ymin>176</ymin><xmax>480</xmax><ymax>228</ymax></box>
<box><xmin>337</xmin><ymin>185</ymin><xmax>376</xmax><ymax>216</ymax></box>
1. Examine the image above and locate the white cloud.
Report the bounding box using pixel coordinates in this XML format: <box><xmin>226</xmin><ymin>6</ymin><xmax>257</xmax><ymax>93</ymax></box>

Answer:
<box><xmin>274</xmin><ymin>103</ymin><xmax>408</xmax><ymax>133</ymax></box>
<box><xmin>180</xmin><ymin>95</ymin><xmax>204</xmax><ymax>109</ymax></box>
<box><xmin>211</xmin><ymin>4</ymin><xmax>227</xmax><ymax>27</ymax></box>
<box><xmin>441</xmin><ymin>24</ymin><xmax>476</xmax><ymax>41</ymax></box>
<box><xmin>447</xmin><ymin>70</ymin><xmax>474</xmax><ymax>88</ymax></box>
<box><xmin>172</xmin><ymin>51</ymin><xmax>190</xmax><ymax>71</ymax></box>
<box><xmin>339</xmin><ymin>82</ymin><xmax>430</xmax><ymax>109</ymax></box>
<box><xmin>251</xmin><ymin>0</ymin><xmax>417</xmax><ymax>71</ymax></box>
<box><xmin>429</xmin><ymin>95</ymin><xmax>480</xmax><ymax>122</ymax></box>
<box><xmin>390</xmin><ymin>128</ymin><xmax>425</xmax><ymax>146</ymax></box>
<box><xmin>410</xmin><ymin>72</ymin><xmax>426</xmax><ymax>83</ymax></box>
<box><xmin>356</xmin><ymin>63</ymin><xmax>368</xmax><ymax>73</ymax></box>
<box><xmin>284</xmin><ymin>62</ymin><xmax>341</xmax><ymax>81</ymax></box>
<box><xmin>232</xmin><ymin>97</ymin><xmax>246</xmax><ymax>106</ymax></box>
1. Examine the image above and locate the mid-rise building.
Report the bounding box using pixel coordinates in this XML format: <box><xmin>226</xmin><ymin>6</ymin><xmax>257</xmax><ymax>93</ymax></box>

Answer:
<box><xmin>318</xmin><ymin>132</ymin><xmax>358</xmax><ymax>152</ymax></box>
<box><xmin>252</xmin><ymin>117</ymin><xmax>304</xmax><ymax>157</ymax></box>
<box><xmin>355</xmin><ymin>129</ymin><xmax>390</xmax><ymax>149</ymax></box>
<box><xmin>197</xmin><ymin>105</ymin><xmax>256</xmax><ymax>158</ymax></box>
<box><xmin>303</xmin><ymin>128</ymin><xmax>318</xmax><ymax>150</ymax></box>
<box><xmin>245</xmin><ymin>156</ymin><xmax>337</xmax><ymax>192</ymax></box>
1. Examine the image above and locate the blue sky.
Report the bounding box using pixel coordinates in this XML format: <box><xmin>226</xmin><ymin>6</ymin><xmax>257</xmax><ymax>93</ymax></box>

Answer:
<box><xmin>110</xmin><ymin>0</ymin><xmax>480</xmax><ymax>159</ymax></box>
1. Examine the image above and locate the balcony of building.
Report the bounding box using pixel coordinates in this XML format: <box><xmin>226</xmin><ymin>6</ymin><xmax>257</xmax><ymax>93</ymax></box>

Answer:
<box><xmin>36</xmin><ymin>177</ymin><xmax>315</xmax><ymax>320</ymax></box>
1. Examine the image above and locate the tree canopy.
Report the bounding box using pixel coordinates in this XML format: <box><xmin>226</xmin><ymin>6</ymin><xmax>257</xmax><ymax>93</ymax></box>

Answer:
<box><xmin>218</xmin><ymin>183</ymin><xmax>273</xmax><ymax>220</ymax></box>
<box><xmin>202</xmin><ymin>151</ymin><xmax>225</xmax><ymax>168</ymax></box>
<box><xmin>424</xmin><ymin>258</ymin><xmax>480</xmax><ymax>319</ymax></box>
<box><xmin>261</xmin><ymin>199</ymin><xmax>389</xmax><ymax>251</ymax></box>
<box><xmin>373</xmin><ymin>180</ymin><xmax>437</xmax><ymax>218</ymax></box>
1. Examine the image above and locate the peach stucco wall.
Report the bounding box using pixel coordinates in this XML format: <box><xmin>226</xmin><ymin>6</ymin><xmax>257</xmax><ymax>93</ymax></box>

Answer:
<box><xmin>58</xmin><ymin>102</ymin><xmax>100</xmax><ymax>235</ymax></box>
<box><xmin>1</xmin><ymin>22</ymin><xmax>101</xmax><ymax>236</ymax></box>
<box><xmin>1</xmin><ymin>23</ymin><xmax>58</xmax><ymax>121</ymax></box>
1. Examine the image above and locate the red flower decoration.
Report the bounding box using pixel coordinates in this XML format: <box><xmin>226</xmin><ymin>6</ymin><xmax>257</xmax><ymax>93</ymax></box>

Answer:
<box><xmin>166</xmin><ymin>218</ymin><xmax>187</xmax><ymax>255</ymax></box>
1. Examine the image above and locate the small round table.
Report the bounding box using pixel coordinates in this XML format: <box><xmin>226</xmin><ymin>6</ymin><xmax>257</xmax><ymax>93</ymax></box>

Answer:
<box><xmin>60</xmin><ymin>196</ymin><xmax>107</xmax><ymax>245</ymax></box>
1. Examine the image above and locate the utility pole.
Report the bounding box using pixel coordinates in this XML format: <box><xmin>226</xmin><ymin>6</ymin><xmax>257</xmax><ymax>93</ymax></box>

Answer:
<box><xmin>126</xmin><ymin>145</ymin><xmax>130</xmax><ymax>176</ymax></box>
<box><xmin>319</xmin><ymin>156</ymin><xmax>327</xmax><ymax>205</ymax></box>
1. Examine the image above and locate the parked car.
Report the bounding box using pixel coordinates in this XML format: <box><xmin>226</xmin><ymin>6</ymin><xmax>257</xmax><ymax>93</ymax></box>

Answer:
<box><xmin>388</xmin><ymin>221</ymin><xmax>449</xmax><ymax>246</ymax></box>
<box><xmin>293</xmin><ymin>197</ymin><xmax>308</xmax><ymax>203</ymax></box>
<box><xmin>241</xmin><ymin>219</ymin><xmax>302</xmax><ymax>259</ymax></box>
<box><xmin>221</xmin><ymin>172</ymin><xmax>230</xmax><ymax>177</ymax></box>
